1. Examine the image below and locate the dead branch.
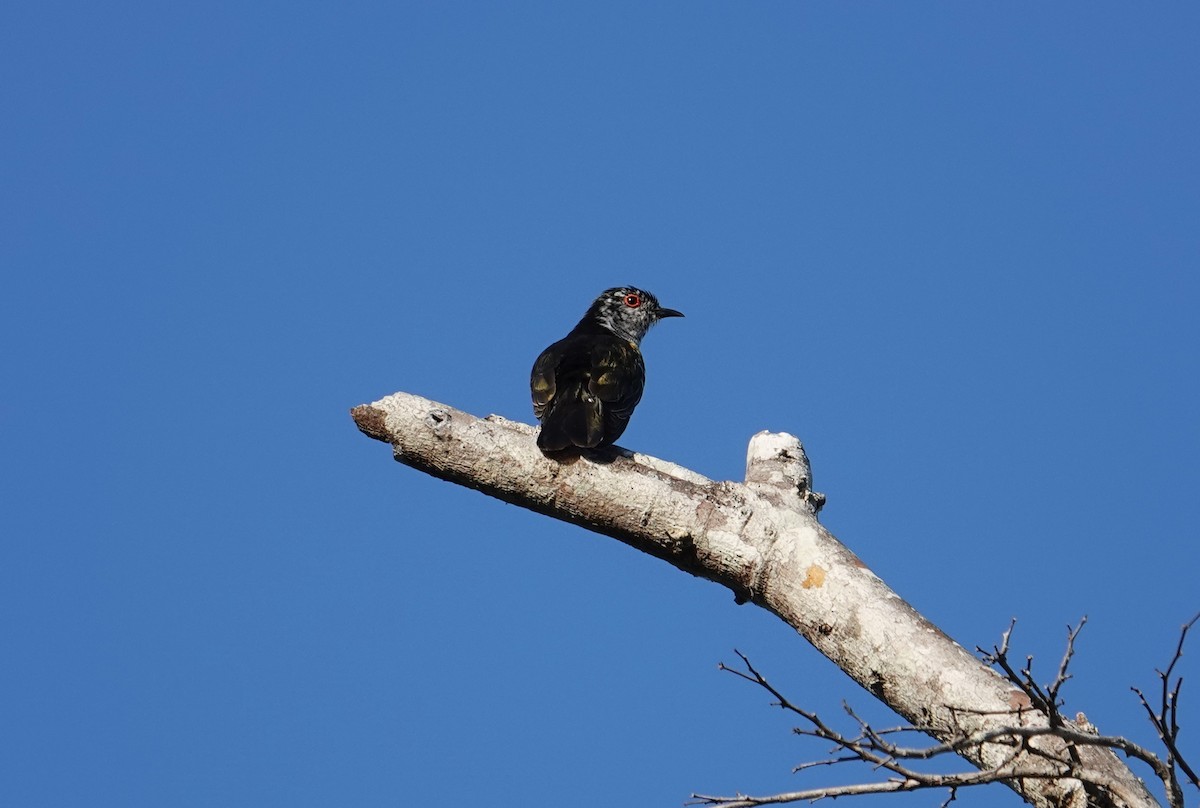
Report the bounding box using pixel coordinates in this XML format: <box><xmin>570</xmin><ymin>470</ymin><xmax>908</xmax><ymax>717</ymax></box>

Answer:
<box><xmin>1132</xmin><ymin>613</ymin><xmax>1200</xmax><ymax>807</ymax></box>
<box><xmin>697</xmin><ymin>620</ymin><xmax>1198</xmax><ymax>808</ymax></box>
<box><xmin>352</xmin><ymin>391</ymin><xmax>1159</xmax><ymax>808</ymax></box>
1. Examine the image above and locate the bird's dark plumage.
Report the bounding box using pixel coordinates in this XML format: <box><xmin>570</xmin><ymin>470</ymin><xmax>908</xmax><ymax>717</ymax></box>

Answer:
<box><xmin>531</xmin><ymin>287</ymin><xmax>683</xmax><ymax>452</ymax></box>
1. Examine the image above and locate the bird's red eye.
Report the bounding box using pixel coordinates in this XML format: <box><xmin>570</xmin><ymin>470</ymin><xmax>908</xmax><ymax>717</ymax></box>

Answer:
<box><xmin>623</xmin><ymin>293</ymin><xmax>641</xmax><ymax>308</ymax></box>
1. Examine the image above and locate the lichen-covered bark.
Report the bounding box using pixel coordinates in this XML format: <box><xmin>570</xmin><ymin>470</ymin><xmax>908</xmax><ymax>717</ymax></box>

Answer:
<box><xmin>352</xmin><ymin>391</ymin><xmax>1158</xmax><ymax>808</ymax></box>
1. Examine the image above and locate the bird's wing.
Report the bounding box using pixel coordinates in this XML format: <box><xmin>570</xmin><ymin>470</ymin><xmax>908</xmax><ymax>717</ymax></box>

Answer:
<box><xmin>587</xmin><ymin>340</ymin><xmax>645</xmax><ymax>443</ymax></box>
<box><xmin>587</xmin><ymin>340</ymin><xmax>644</xmax><ymax>403</ymax></box>
<box><xmin>531</xmin><ymin>335</ymin><xmax>597</xmax><ymax>417</ymax></box>
<box><xmin>530</xmin><ymin>344</ymin><xmax>560</xmax><ymax>420</ymax></box>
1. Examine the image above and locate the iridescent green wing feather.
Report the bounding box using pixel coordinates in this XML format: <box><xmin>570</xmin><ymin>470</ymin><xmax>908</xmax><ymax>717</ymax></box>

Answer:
<box><xmin>587</xmin><ymin>339</ymin><xmax>645</xmax><ymax>445</ymax></box>
<box><xmin>529</xmin><ymin>343</ymin><xmax>561</xmax><ymax>420</ymax></box>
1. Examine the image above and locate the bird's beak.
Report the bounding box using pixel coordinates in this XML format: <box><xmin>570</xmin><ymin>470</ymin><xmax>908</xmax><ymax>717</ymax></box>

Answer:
<box><xmin>658</xmin><ymin>307</ymin><xmax>684</xmax><ymax>319</ymax></box>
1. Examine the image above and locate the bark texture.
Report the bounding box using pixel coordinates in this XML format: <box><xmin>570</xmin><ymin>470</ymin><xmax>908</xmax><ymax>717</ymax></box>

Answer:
<box><xmin>352</xmin><ymin>391</ymin><xmax>1158</xmax><ymax>808</ymax></box>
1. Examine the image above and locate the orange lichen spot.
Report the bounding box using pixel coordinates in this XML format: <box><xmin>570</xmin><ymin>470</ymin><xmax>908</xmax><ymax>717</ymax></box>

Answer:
<box><xmin>1009</xmin><ymin>689</ymin><xmax>1033</xmax><ymax>711</ymax></box>
<box><xmin>801</xmin><ymin>564</ymin><xmax>826</xmax><ymax>589</ymax></box>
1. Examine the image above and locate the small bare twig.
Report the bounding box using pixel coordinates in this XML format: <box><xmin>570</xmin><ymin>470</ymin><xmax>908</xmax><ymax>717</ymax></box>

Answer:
<box><xmin>1131</xmin><ymin>613</ymin><xmax>1200</xmax><ymax>807</ymax></box>
<box><xmin>977</xmin><ymin>617</ymin><xmax>1086</xmax><ymax>728</ymax></box>
<box><xmin>698</xmin><ymin>618</ymin><xmax>1197</xmax><ymax>808</ymax></box>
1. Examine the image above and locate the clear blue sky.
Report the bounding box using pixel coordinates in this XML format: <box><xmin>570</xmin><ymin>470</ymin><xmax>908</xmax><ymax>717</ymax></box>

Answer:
<box><xmin>3</xmin><ymin>4</ymin><xmax>1198</xmax><ymax>807</ymax></box>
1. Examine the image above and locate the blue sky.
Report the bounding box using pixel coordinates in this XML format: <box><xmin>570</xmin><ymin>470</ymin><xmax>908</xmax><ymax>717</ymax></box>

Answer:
<box><xmin>3</xmin><ymin>3</ymin><xmax>1198</xmax><ymax>807</ymax></box>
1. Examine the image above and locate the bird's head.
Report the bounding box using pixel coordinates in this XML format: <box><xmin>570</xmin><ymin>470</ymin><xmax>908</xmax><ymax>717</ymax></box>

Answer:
<box><xmin>586</xmin><ymin>287</ymin><xmax>684</xmax><ymax>344</ymax></box>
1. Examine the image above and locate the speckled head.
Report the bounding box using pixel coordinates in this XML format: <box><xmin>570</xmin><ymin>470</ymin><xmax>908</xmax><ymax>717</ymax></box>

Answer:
<box><xmin>581</xmin><ymin>287</ymin><xmax>684</xmax><ymax>344</ymax></box>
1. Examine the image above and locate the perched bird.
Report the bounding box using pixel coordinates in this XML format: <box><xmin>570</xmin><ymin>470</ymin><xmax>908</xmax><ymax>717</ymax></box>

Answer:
<box><xmin>531</xmin><ymin>286</ymin><xmax>683</xmax><ymax>452</ymax></box>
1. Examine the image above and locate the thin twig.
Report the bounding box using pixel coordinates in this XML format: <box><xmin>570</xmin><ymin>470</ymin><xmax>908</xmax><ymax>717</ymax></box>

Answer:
<box><xmin>1132</xmin><ymin>613</ymin><xmax>1200</xmax><ymax>808</ymax></box>
<box><xmin>710</xmin><ymin>620</ymin><xmax>1195</xmax><ymax>808</ymax></box>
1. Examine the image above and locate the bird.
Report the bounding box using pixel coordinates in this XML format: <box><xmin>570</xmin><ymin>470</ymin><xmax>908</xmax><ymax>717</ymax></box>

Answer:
<box><xmin>531</xmin><ymin>286</ymin><xmax>683</xmax><ymax>452</ymax></box>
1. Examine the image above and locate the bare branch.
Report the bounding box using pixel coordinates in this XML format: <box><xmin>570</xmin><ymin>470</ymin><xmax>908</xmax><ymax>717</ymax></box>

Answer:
<box><xmin>353</xmin><ymin>392</ymin><xmax>1160</xmax><ymax>808</ymax></box>
<box><xmin>688</xmin><ymin>765</ymin><xmax>1071</xmax><ymax>808</ymax></box>
<box><xmin>1132</xmin><ymin>613</ymin><xmax>1200</xmax><ymax>807</ymax></box>
<box><xmin>710</xmin><ymin>617</ymin><xmax>1200</xmax><ymax>808</ymax></box>
<box><xmin>1048</xmin><ymin>619</ymin><xmax>1087</xmax><ymax>720</ymax></box>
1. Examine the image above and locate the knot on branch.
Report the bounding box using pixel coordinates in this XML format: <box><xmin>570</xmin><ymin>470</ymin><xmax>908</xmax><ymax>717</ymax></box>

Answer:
<box><xmin>744</xmin><ymin>431</ymin><xmax>826</xmax><ymax>515</ymax></box>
